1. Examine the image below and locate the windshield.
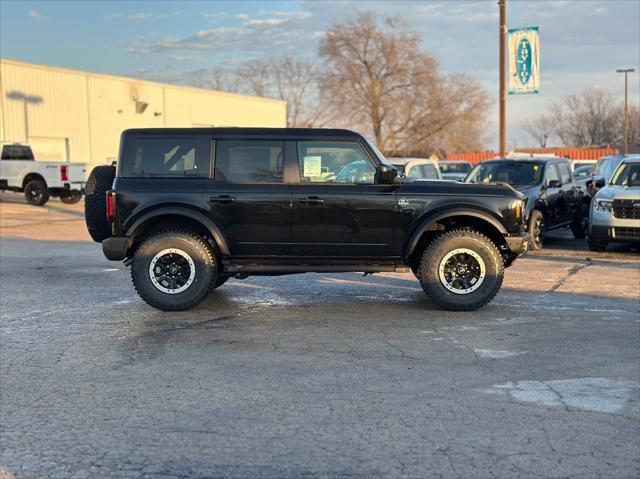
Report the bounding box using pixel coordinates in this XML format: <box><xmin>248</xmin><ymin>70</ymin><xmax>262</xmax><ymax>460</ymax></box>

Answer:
<box><xmin>440</xmin><ymin>162</ymin><xmax>471</xmax><ymax>174</ymax></box>
<box><xmin>466</xmin><ymin>161</ymin><xmax>544</xmax><ymax>187</ymax></box>
<box><xmin>365</xmin><ymin>138</ymin><xmax>387</xmax><ymax>162</ymax></box>
<box><xmin>610</xmin><ymin>163</ymin><xmax>640</xmax><ymax>187</ymax></box>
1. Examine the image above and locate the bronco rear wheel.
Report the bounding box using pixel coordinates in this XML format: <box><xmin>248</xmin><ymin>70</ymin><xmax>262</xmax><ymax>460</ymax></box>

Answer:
<box><xmin>131</xmin><ymin>230</ymin><xmax>215</xmax><ymax>311</ymax></box>
<box><xmin>417</xmin><ymin>229</ymin><xmax>504</xmax><ymax>311</ymax></box>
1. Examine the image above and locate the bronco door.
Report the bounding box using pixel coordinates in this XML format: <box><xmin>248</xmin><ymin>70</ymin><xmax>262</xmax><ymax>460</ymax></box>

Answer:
<box><xmin>205</xmin><ymin>139</ymin><xmax>291</xmax><ymax>256</ymax></box>
<box><xmin>289</xmin><ymin>140</ymin><xmax>396</xmax><ymax>257</ymax></box>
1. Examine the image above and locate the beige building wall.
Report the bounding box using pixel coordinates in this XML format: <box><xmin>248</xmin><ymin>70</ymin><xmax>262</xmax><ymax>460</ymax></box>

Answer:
<box><xmin>0</xmin><ymin>59</ymin><xmax>287</xmax><ymax>166</ymax></box>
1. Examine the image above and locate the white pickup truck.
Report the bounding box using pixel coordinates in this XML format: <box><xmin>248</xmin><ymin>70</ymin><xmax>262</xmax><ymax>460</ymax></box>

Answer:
<box><xmin>0</xmin><ymin>143</ymin><xmax>88</xmax><ymax>205</ymax></box>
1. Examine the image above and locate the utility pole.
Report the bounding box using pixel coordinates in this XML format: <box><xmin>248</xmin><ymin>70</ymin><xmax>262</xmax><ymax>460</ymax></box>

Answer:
<box><xmin>498</xmin><ymin>0</ymin><xmax>507</xmax><ymax>157</ymax></box>
<box><xmin>616</xmin><ymin>68</ymin><xmax>635</xmax><ymax>154</ymax></box>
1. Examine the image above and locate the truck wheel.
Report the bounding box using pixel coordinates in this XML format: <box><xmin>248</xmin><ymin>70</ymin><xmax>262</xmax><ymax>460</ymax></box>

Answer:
<box><xmin>211</xmin><ymin>275</ymin><xmax>229</xmax><ymax>290</ymax></box>
<box><xmin>417</xmin><ymin>229</ymin><xmax>504</xmax><ymax>311</ymax></box>
<box><xmin>24</xmin><ymin>179</ymin><xmax>49</xmax><ymax>206</ymax></box>
<box><xmin>570</xmin><ymin>203</ymin><xmax>588</xmax><ymax>239</ymax></box>
<box><xmin>588</xmin><ymin>237</ymin><xmax>607</xmax><ymax>252</ymax></box>
<box><xmin>528</xmin><ymin>209</ymin><xmax>545</xmax><ymax>250</ymax></box>
<box><xmin>60</xmin><ymin>191</ymin><xmax>82</xmax><ymax>204</ymax></box>
<box><xmin>85</xmin><ymin>165</ymin><xmax>115</xmax><ymax>242</ymax></box>
<box><xmin>131</xmin><ymin>230</ymin><xmax>215</xmax><ymax>311</ymax></box>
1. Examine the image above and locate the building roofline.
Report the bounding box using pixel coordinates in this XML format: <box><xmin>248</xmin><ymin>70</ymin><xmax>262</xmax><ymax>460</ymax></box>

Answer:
<box><xmin>0</xmin><ymin>58</ymin><xmax>286</xmax><ymax>107</ymax></box>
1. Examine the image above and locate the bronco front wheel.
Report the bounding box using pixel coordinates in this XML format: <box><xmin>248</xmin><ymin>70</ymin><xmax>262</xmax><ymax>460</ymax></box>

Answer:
<box><xmin>131</xmin><ymin>230</ymin><xmax>216</xmax><ymax>311</ymax></box>
<box><xmin>418</xmin><ymin>229</ymin><xmax>504</xmax><ymax>311</ymax></box>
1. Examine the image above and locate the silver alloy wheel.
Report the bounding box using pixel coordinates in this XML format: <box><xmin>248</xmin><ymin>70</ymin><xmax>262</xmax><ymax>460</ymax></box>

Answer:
<box><xmin>534</xmin><ymin>216</ymin><xmax>544</xmax><ymax>245</ymax></box>
<box><xmin>148</xmin><ymin>248</ymin><xmax>196</xmax><ymax>294</ymax></box>
<box><xmin>438</xmin><ymin>248</ymin><xmax>486</xmax><ymax>295</ymax></box>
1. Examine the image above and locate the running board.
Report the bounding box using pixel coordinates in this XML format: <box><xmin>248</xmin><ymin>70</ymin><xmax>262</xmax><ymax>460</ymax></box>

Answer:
<box><xmin>223</xmin><ymin>264</ymin><xmax>410</xmax><ymax>274</ymax></box>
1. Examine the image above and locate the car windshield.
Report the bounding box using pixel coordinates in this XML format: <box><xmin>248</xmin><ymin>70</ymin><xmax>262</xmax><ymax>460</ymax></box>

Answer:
<box><xmin>466</xmin><ymin>161</ymin><xmax>544</xmax><ymax>187</ymax></box>
<box><xmin>573</xmin><ymin>165</ymin><xmax>592</xmax><ymax>178</ymax></box>
<box><xmin>610</xmin><ymin>163</ymin><xmax>640</xmax><ymax>187</ymax></box>
<box><xmin>440</xmin><ymin>162</ymin><xmax>471</xmax><ymax>174</ymax></box>
<box><xmin>365</xmin><ymin>138</ymin><xmax>386</xmax><ymax>162</ymax></box>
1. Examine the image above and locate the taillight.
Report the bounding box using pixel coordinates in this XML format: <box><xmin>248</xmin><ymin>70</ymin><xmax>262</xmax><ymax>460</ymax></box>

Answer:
<box><xmin>60</xmin><ymin>165</ymin><xmax>68</xmax><ymax>181</ymax></box>
<box><xmin>106</xmin><ymin>190</ymin><xmax>115</xmax><ymax>221</ymax></box>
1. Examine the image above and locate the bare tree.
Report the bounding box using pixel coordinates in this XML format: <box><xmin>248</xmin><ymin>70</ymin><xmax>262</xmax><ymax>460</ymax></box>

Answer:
<box><xmin>318</xmin><ymin>12</ymin><xmax>488</xmax><ymax>156</ymax></box>
<box><xmin>550</xmin><ymin>87</ymin><xmax>621</xmax><ymax>147</ymax></box>
<box><xmin>523</xmin><ymin>114</ymin><xmax>556</xmax><ymax>147</ymax></box>
<box><xmin>236</xmin><ymin>55</ymin><xmax>330</xmax><ymax>127</ymax></box>
<box><xmin>188</xmin><ymin>67</ymin><xmax>238</xmax><ymax>93</ymax></box>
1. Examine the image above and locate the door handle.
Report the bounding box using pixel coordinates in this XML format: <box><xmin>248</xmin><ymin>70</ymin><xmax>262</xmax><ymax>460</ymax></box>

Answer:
<box><xmin>210</xmin><ymin>195</ymin><xmax>236</xmax><ymax>204</ymax></box>
<box><xmin>299</xmin><ymin>196</ymin><xmax>324</xmax><ymax>205</ymax></box>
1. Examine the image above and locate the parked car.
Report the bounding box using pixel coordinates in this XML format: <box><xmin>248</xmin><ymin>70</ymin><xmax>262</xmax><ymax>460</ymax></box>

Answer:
<box><xmin>571</xmin><ymin>159</ymin><xmax>597</xmax><ymax>171</ymax></box>
<box><xmin>588</xmin><ymin>156</ymin><xmax>640</xmax><ymax>251</ymax></box>
<box><xmin>465</xmin><ymin>157</ymin><xmax>588</xmax><ymax>250</ymax></box>
<box><xmin>573</xmin><ymin>165</ymin><xmax>593</xmax><ymax>179</ymax></box>
<box><xmin>0</xmin><ymin>142</ymin><xmax>87</xmax><ymax>205</ymax></box>
<box><xmin>85</xmin><ymin>128</ymin><xmax>529</xmax><ymax>312</ymax></box>
<box><xmin>388</xmin><ymin>157</ymin><xmax>442</xmax><ymax>180</ymax></box>
<box><xmin>591</xmin><ymin>155</ymin><xmax>625</xmax><ymax>185</ymax></box>
<box><xmin>438</xmin><ymin>160</ymin><xmax>472</xmax><ymax>181</ymax></box>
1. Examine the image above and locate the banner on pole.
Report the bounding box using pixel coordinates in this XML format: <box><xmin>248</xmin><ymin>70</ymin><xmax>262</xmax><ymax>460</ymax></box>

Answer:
<box><xmin>508</xmin><ymin>26</ymin><xmax>540</xmax><ymax>94</ymax></box>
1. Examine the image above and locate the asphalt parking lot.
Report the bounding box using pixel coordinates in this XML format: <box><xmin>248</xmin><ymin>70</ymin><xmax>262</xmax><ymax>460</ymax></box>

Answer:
<box><xmin>1</xmin><ymin>192</ymin><xmax>639</xmax><ymax>479</ymax></box>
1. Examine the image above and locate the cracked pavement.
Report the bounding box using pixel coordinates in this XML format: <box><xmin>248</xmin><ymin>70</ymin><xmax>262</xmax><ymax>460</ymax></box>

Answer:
<box><xmin>1</xmin><ymin>194</ymin><xmax>639</xmax><ymax>478</ymax></box>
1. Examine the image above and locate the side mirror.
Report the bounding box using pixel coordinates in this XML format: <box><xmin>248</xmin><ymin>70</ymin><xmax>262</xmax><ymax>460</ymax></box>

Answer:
<box><xmin>595</xmin><ymin>178</ymin><xmax>605</xmax><ymax>189</ymax></box>
<box><xmin>547</xmin><ymin>179</ymin><xmax>562</xmax><ymax>188</ymax></box>
<box><xmin>377</xmin><ymin>164</ymin><xmax>398</xmax><ymax>184</ymax></box>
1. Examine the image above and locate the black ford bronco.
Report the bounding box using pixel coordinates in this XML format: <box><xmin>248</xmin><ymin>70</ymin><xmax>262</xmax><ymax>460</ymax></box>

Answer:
<box><xmin>85</xmin><ymin>128</ymin><xmax>529</xmax><ymax>311</ymax></box>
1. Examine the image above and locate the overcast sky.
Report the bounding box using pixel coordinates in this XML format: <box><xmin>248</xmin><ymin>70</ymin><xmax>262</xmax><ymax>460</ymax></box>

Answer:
<box><xmin>1</xmin><ymin>0</ymin><xmax>639</xmax><ymax>149</ymax></box>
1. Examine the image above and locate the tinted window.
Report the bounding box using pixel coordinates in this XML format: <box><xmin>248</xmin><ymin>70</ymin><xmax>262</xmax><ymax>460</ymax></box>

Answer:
<box><xmin>215</xmin><ymin>140</ymin><xmax>283</xmax><ymax>183</ymax></box>
<box><xmin>1</xmin><ymin>145</ymin><xmax>34</xmax><ymax>160</ymax></box>
<box><xmin>558</xmin><ymin>163</ymin><xmax>572</xmax><ymax>184</ymax></box>
<box><xmin>298</xmin><ymin>141</ymin><xmax>375</xmax><ymax>184</ymax></box>
<box><xmin>130</xmin><ymin>138</ymin><xmax>206</xmax><ymax>176</ymax></box>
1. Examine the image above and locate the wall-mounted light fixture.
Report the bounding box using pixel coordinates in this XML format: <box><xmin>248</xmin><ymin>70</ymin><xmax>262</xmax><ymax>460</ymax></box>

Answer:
<box><xmin>132</xmin><ymin>95</ymin><xmax>148</xmax><ymax>114</ymax></box>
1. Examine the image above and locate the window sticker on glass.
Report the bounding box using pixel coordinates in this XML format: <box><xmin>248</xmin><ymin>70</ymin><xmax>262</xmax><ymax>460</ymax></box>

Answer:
<box><xmin>303</xmin><ymin>156</ymin><xmax>322</xmax><ymax>178</ymax></box>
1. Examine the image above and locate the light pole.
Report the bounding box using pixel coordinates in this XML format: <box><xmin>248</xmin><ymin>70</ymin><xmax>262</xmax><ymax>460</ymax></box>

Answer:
<box><xmin>498</xmin><ymin>0</ymin><xmax>507</xmax><ymax>157</ymax></box>
<box><xmin>616</xmin><ymin>68</ymin><xmax>635</xmax><ymax>154</ymax></box>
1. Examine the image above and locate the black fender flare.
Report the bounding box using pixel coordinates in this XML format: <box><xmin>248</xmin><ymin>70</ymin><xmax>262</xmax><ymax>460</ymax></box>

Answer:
<box><xmin>125</xmin><ymin>207</ymin><xmax>230</xmax><ymax>256</ymax></box>
<box><xmin>405</xmin><ymin>208</ymin><xmax>508</xmax><ymax>257</ymax></box>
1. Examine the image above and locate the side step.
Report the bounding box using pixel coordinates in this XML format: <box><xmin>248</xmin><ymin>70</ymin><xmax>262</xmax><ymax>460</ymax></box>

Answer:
<box><xmin>223</xmin><ymin>263</ymin><xmax>410</xmax><ymax>274</ymax></box>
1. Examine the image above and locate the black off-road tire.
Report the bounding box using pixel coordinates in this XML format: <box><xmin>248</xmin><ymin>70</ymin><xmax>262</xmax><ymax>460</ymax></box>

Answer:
<box><xmin>417</xmin><ymin>229</ymin><xmax>504</xmax><ymax>311</ymax></box>
<box><xmin>528</xmin><ymin>209</ymin><xmax>545</xmax><ymax>250</ymax></box>
<box><xmin>60</xmin><ymin>191</ymin><xmax>82</xmax><ymax>204</ymax></box>
<box><xmin>588</xmin><ymin>236</ymin><xmax>608</xmax><ymax>252</ymax></box>
<box><xmin>84</xmin><ymin>165</ymin><xmax>115</xmax><ymax>242</ymax></box>
<box><xmin>131</xmin><ymin>230</ymin><xmax>216</xmax><ymax>311</ymax></box>
<box><xmin>24</xmin><ymin>179</ymin><xmax>49</xmax><ymax>206</ymax></box>
<box><xmin>570</xmin><ymin>203</ymin><xmax>589</xmax><ymax>239</ymax></box>
<box><xmin>211</xmin><ymin>275</ymin><xmax>230</xmax><ymax>290</ymax></box>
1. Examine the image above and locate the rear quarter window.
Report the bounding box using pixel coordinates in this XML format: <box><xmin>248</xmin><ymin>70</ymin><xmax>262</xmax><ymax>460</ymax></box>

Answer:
<box><xmin>122</xmin><ymin>137</ymin><xmax>211</xmax><ymax>177</ymax></box>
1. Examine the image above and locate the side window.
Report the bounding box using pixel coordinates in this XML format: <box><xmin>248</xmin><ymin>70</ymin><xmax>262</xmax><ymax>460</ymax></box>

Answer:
<box><xmin>405</xmin><ymin>165</ymin><xmax>423</xmax><ymax>179</ymax></box>
<box><xmin>297</xmin><ymin>141</ymin><xmax>375</xmax><ymax>184</ymax></box>
<box><xmin>130</xmin><ymin>138</ymin><xmax>207</xmax><ymax>177</ymax></box>
<box><xmin>215</xmin><ymin>140</ymin><xmax>283</xmax><ymax>183</ymax></box>
<box><xmin>545</xmin><ymin>164</ymin><xmax>560</xmax><ymax>185</ymax></box>
<box><xmin>558</xmin><ymin>163</ymin><xmax>572</xmax><ymax>184</ymax></box>
<box><xmin>421</xmin><ymin>164</ymin><xmax>439</xmax><ymax>179</ymax></box>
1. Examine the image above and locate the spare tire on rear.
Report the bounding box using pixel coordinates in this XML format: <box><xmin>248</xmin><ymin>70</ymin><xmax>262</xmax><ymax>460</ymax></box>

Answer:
<box><xmin>85</xmin><ymin>165</ymin><xmax>116</xmax><ymax>242</ymax></box>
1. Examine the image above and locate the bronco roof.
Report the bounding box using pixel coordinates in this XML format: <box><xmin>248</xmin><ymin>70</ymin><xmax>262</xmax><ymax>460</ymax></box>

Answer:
<box><xmin>122</xmin><ymin>127</ymin><xmax>365</xmax><ymax>139</ymax></box>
